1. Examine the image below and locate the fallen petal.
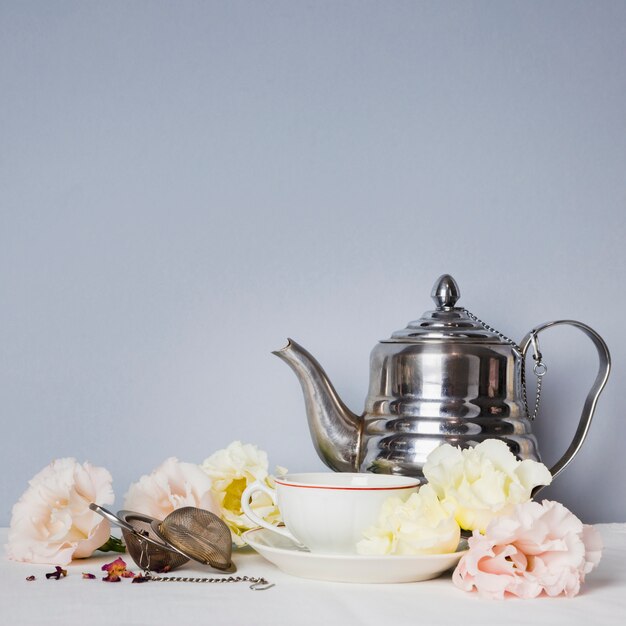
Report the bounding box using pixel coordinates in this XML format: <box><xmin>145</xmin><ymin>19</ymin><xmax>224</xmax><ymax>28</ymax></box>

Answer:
<box><xmin>101</xmin><ymin>557</ymin><xmax>127</xmax><ymax>573</ymax></box>
<box><xmin>132</xmin><ymin>575</ymin><xmax>150</xmax><ymax>583</ymax></box>
<box><xmin>45</xmin><ymin>566</ymin><xmax>67</xmax><ymax>580</ymax></box>
<box><xmin>102</xmin><ymin>574</ymin><xmax>121</xmax><ymax>582</ymax></box>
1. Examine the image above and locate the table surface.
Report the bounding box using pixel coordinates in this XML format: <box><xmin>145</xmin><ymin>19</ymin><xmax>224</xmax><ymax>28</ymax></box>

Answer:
<box><xmin>2</xmin><ymin>524</ymin><xmax>625</xmax><ymax>625</ymax></box>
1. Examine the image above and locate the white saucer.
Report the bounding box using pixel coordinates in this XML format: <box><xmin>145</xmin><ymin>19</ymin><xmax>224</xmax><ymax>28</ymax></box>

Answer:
<box><xmin>242</xmin><ymin>528</ymin><xmax>468</xmax><ymax>584</ymax></box>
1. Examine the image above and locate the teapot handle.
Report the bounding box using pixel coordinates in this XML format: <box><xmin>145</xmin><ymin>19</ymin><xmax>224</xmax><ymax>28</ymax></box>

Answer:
<box><xmin>520</xmin><ymin>320</ymin><xmax>611</xmax><ymax>486</ymax></box>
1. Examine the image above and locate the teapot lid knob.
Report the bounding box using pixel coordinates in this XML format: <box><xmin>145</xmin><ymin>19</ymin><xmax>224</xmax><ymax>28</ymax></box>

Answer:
<box><xmin>431</xmin><ymin>274</ymin><xmax>460</xmax><ymax>309</ymax></box>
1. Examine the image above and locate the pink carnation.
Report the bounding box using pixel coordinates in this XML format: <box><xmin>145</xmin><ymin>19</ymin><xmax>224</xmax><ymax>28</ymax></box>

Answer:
<box><xmin>453</xmin><ymin>499</ymin><xmax>602</xmax><ymax>599</ymax></box>
<box><xmin>124</xmin><ymin>457</ymin><xmax>218</xmax><ymax>520</ymax></box>
<box><xmin>7</xmin><ymin>458</ymin><xmax>114</xmax><ymax>565</ymax></box>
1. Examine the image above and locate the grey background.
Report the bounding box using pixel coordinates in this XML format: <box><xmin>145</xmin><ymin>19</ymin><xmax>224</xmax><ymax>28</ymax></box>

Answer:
<box><xmin>1</xmin><ymin>1</ymin><xmax>624</xmax><ymax>526</ymax></box>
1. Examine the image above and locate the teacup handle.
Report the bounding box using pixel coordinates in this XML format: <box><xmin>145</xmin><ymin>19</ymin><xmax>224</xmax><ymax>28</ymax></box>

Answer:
<box><xmin>241</xmin><ymin>481</ymin><xmax>300</xmax><ymax>544</ymax></box>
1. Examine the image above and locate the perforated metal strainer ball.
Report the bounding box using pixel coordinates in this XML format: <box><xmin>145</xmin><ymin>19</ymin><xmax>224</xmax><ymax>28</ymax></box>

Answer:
<box><xmin>152</xmin><ymin>506</ymin><xmax>235</xmax><ymax>573</ymax></box>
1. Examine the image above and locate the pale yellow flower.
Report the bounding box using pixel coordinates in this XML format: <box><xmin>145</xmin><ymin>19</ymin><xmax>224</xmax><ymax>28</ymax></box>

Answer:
<box><xmin>357</xmin><ymin>485</ymin><xmax>460</xmax><ymax>556</ymax></box>
<box><xmin>423</xmin><ymin>439</ymin><xmax>552</xmax><ymax>532</ymax></box>
<box><xmin>201</xmin><ymin>441</ymin><xmax>283</xmax><ymax>546</ymax></box>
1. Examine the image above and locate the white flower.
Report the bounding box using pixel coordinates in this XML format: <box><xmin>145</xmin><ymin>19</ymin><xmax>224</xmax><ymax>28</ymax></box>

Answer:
<box><xmin>7</xmin><ymin>458</ymin><xmax>114</xmax><ymax>565</ymax></box>
<box><xmin>201</xmin><ymin>441</ymin><xmax>283</xmax><ymax>546</ymax></box>
<box><xmin>357</xmin><ymin>484</ymin><xmax>461</xmax><ymax>556</ymax></box>
<box><xmin>124</xmin><ymin>457</ymin><xmax>218</xmax><ymax>520</ymax></box>
<box><xmin>423</xmin><ymin>439</ymin><xmax>552</xmax><ymax>532</ymax></box>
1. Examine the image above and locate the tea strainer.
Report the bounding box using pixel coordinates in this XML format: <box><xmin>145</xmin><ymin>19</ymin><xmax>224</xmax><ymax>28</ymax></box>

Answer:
<box><xmin>151</xmin><ymin>506</ymin><xmax>234</xmax><ymax>572</ymax></box>
<box><xmin>90</xmin><ymin>503</ymin><xmax>273</xmax><ymax>589</ymax></box>
<box><xmin>91</xmin><ymin>504</ymin><xmax>189</xmax><ymax>572</ymax></box>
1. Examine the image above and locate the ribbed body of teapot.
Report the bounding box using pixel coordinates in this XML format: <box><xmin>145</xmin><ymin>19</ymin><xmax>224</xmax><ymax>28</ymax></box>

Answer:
<box><xmin>360</xmin><ymin>325</ymin><xmax>540</xmax><ymax>477</ymax></box>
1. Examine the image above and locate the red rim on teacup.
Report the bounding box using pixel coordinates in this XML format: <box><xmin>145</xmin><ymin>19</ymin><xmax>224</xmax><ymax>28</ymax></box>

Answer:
<box><xmin>274</xmin><ymin>472</ymin><xmax>420</xmax><ymax>491</ymax></box>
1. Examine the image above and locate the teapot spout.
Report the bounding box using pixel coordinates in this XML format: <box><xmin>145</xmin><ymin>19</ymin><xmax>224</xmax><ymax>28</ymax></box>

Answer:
<box><xmin>273</xmin><ymin>339</ymin><xmax>362</xmax><ymax>472</ymax></box>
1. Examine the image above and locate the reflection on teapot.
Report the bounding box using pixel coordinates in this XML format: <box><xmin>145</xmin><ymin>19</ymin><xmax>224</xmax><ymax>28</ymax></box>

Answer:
<box><xmin>274</xmin><ymin>275</ymin><xmax>610</xmax><ymax>488</ymax></box>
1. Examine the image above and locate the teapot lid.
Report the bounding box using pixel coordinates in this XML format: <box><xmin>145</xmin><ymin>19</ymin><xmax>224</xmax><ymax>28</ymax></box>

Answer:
<box><xmin>383</xmin><ymin>274</ymin><xmax>504</xmax><ymax>344</ymax></box>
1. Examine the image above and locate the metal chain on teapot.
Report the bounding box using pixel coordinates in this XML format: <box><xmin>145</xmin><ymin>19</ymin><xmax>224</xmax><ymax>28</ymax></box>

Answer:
<box><xmin>463</xmin><ymin>309</ymin><xmax>547</xmax><ymax>421</ymax></box>
<box><xmin>138</xmin><ymin>571</ymin><xmax>274</xmax><ymax>590</ymax></box>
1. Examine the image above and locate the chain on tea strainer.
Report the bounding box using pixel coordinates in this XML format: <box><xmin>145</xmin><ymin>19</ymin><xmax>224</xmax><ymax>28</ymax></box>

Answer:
<box><xmin>90</xmin><ymin>504</ymin><xmax>273</xmax><ymax>590</ymax></box>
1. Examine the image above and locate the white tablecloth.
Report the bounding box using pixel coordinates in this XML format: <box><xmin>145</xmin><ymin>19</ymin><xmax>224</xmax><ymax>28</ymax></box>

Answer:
<box><xmin>2</xmin><ymin>524</ymin><xmax>625</xmax><ymax>625</ymax></box>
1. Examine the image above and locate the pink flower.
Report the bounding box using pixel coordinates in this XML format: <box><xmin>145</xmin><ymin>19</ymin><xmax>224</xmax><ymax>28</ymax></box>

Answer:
<box><xmin>124</xmin><ymin>457</ymin><xmax>218</xmax><ymax>520</ymax></box>
<box><xmin>453</xmin><ymin>500</ymin><xmax>602</xmax><ymax>599</ymax></box>
<box><xmin>7</xmin><ymin>458</ymin><xmax>114</xmax><ymax>565</ymax></box>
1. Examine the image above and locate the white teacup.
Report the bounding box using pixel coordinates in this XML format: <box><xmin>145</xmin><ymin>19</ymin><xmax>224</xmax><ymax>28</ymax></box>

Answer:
<box><xmin>241</xmin><ymin>472</ymin><xmax>419</xmax><ymax>554</ymax></box>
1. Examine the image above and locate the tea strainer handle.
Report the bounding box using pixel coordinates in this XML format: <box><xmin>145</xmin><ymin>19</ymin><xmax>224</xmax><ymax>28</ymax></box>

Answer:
<box><xmin>520</xmin><ymin>320</ymin><xmax>611</xmax><ymax>486</ymax></box>
<box><xmin>90</xmin><ymin>503</ymin><xmax>138</xmax><ymax>534</ymax></box>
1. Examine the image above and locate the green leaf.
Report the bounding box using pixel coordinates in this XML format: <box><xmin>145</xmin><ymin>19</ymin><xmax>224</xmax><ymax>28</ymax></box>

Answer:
<box><xmin>98</xmin><ymin>535</ymin><xmax>126</xmax><ymax>553</ymax></box>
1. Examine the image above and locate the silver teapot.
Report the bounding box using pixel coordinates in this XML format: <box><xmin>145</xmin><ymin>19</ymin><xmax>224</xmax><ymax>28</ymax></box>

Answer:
<box><xmin>274</xmin><ymin>274</ymin><xmax>611</xmax><ymax>482</ymax></box>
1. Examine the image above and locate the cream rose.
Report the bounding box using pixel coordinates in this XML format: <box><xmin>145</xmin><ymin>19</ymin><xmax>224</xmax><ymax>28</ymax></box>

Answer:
<box><xmin>356</xmin><ymin>484</ymin><xmax>461</xmax><ymax>556</ymax></box>
<box><xmin>201</xmin><ymin>441</ymin><xmax>283</xmax><ymax>546</ymax></box>
<box><xmin>124</xmin><ymin>457</ymin><xmax>218</xmax><ymax>520</ymax></box>
<box><xmin>7</xmin><ymin>458</ymin><xmax>114</xmax><ymax>565</ymax></box>
<box><xmin>423</xmin><ymin>439</ymin><xmax>552</xmax><ymax>532</ymax></box>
